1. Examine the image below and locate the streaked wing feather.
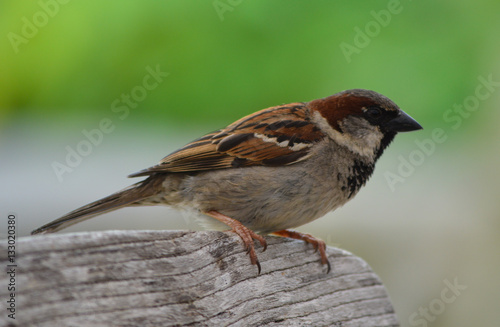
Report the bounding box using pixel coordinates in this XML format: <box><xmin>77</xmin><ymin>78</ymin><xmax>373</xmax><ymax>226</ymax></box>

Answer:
<box><xmin>129</xmin><ymin>103</ymin><xmax>325</xmax><ymax>177</ymax></box>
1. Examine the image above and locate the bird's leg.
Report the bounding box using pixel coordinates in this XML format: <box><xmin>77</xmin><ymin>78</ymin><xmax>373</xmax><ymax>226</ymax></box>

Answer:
<box><xmin>271</xmin><ymin>229</ymin><xmax>331</xmax><ymax>273</ymax></box>
<box><xmin>204</xmin><ymin>210</ymin><xmax>267</xmax><ymax>274</ymax></box>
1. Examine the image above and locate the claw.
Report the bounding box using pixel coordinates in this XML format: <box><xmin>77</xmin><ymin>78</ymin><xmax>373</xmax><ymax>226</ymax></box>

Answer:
<box><xmin>261</xmin><ymin>241</ymin><xmax>267</xmax><ymax>252</ymax></box>
<box><xmin>272</xmin><ymin>229</ymin><xmax>331</xmax><ymax>273</ymax></box>
<box><xmin>256</xmin><ymin>261</ymin><xmax>261</xmax><ymax>274</ymax></box>
<box><xmin>205</xmin><ymin>210</ymin><xmax>267</xmax><ymax>274</ymax></box>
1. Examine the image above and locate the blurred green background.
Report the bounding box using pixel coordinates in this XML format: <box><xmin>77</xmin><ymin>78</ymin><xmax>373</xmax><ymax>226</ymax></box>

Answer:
<box><xmin>1</xmin><ymin>1</ymin><xmax>499</xmax><ymax>326</ymax></box>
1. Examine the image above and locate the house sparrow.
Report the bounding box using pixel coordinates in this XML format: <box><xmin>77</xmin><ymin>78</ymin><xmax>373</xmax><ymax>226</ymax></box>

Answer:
<box><xmin>32</xmin><ymin>89</ymin><xmax>422</xmax><ymax>273</ymax></box>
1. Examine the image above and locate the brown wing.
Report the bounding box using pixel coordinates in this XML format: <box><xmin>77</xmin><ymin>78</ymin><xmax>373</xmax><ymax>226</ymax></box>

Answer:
<box><xmin>129</xmin><ymin>103</ymin><xmax>325</xmax><ymax>177</ymax></box>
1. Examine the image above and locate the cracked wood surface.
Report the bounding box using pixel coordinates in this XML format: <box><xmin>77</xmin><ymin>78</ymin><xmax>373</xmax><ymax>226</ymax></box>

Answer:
<box><xmin>0</xmin><ymin>230</ymin><xmax>399</xmax><ymax>326</ymax></box>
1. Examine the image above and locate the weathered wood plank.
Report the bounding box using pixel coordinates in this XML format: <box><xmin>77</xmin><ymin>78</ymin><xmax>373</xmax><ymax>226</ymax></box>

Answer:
<box><xmin>0</xmin><ymin>230</ymin><xmax>398</xmax><ymax>326</ymax></box>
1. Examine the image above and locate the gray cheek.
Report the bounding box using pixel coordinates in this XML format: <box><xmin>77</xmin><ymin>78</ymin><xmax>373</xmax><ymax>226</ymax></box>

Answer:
<box><xmin>341</xmin><ymin>116</ymin><xmax>376</xmax><ymax>137</ymax></box>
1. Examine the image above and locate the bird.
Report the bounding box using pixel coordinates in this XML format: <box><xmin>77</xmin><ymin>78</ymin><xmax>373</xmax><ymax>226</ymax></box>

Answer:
<box><xmin>32</xmin><ymin>89</ymin><xmax>422</xmax><ymax>273</ymax></box>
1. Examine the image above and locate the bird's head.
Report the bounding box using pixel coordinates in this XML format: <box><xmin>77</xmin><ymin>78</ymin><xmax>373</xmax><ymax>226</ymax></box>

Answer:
<box><xmin>309</xmin><ymin>89</ymin><xmax>423</xmax><ymax>160</ymax></box>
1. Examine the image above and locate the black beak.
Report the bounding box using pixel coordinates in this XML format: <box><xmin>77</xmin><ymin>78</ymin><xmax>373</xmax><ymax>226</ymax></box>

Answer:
<box><xmin>384</xmin><ymin>110</ymin><xmax>423</xmax><ymax>132</ymax></box>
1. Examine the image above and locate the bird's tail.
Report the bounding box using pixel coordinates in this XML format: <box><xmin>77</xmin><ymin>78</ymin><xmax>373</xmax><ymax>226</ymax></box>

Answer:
<box><xmin>31</xmin><ymin>176</ymin><xmax>164</xmax><ymax>235</ymax></box>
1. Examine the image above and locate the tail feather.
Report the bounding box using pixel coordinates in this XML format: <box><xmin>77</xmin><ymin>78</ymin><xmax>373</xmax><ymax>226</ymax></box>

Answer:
<box><xmin>31</xmin><ymin>176</ymin><xmax>163</xmax><ymax>235</ymax></box>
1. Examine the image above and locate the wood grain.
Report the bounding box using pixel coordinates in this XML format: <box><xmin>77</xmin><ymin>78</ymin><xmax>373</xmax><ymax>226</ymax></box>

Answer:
<box><xmin>0</xmin><ymin>230</ymin><xmax>399</xmax><ymax>326</ymax></box>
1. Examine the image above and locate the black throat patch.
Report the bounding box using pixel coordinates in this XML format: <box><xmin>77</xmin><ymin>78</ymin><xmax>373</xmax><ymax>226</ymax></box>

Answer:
<box><xmin>345</xmin><ymin>159</ymin><xmax>375</xmax><ymax>199</ymax></box>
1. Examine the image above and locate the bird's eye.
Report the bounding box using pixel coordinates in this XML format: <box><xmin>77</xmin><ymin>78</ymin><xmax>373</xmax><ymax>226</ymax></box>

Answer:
<box><xmin>365</xmin><ymin>107</ymin><xmax>383</xmax><ymax>120</ymax></box>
